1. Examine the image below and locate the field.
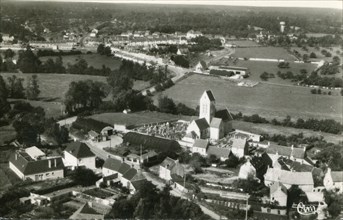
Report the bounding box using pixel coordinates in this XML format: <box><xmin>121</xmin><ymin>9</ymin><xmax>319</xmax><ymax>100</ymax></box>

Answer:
<box><xmin>290</xmin><ymin>46</ymin><xmax>342</xmax><ymax>63</ymax></box>
<box><xmin>233</xmin><ymin>120</ymin><xmax>343</xmax><ymax>144</ymax></box>
<box><xmin>39</xmin><ymin>53</ymin><xmax>122</xmax><ymax>70</ymax></box>
<box><xmin>156</xmin><ymin>74</ymin><xmax>343</xmax><ymax>121</ymax></box>
<box><xmin>88</xmin><ymin>111</ymin><xmax>193</xmax><ymax>127</ymax></box>
<box><xmin>231</xmin><ymin>47</ymin><xmax>296</xmax><ymax>61</ymax></box>
<box><xmin>225</xmin><ymin>40</ymin><xmax>260</xmax><ymax>47</ymax></box>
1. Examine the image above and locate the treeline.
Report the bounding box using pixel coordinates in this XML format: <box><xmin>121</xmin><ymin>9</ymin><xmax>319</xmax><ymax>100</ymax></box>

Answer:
<box><xmin>158</xmin><ymin>96</ymin><xmax>197</xmax><ymax>116</ymax></box>
<box><xmin>106</xmin><ymin>182</ymin><xmax>208</xmax><ymax>219</ymax></box>
<box><xmin>232</xmin><ymin>112</ymin><xmax>342</xmax><ymax>134</ymax></box>
<box><xmin>36</xmin><ymin>49</ymin><xmax>82</xmax><ymax>57</ymax></box>
<box><xmin>67</xmin><ymin>59</ymin><xmax>111</xmax><ymax>76</ymax></box>
<box><xmin>189</xmin><ymin>36</ymin><xmax>222</xmax><ymax>52</ymax></box>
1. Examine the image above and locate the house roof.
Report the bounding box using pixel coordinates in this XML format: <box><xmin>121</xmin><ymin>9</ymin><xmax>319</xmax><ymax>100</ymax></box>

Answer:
<box><xmin>231</xmin><ymin>137</ymin><xmax>247</xmax><ymax>149</ymax></box>
<box><xmin>160</xmin><ymin>157</ymin><xmax>176</xmax><ymax>170</ymax></box>
<box><xmin>123</xmin><ymin>132</ymin><xmax>181</xmax><ymax>153</ymax></box>
<box><xmin>270</xmin><ymin>181</ymin><xmax>288</xmax><ymax>195</ymax></box>
<box><xmin>88</xmin><ymin>130</ymin><xmax>99</xmax><ymax>138</ymax></box>
<box><xmin>122</xmin><ymin>168</ymin><xmax>137</xmax><ymax>180</ymax></box>
<box><xmin>131</xmin><ymin>179</ymin><xmax>148</xmax><ymax>190</ymax></box>
<box><xmin>264</xmin><ymin>168</ymin><xmax>314</xmax><ymax>186</ymax></box>
<box><xmin>207</xmin><ymin>146</ymin><xmax>231</xmax><ymax>158</ymax></box>
<box><xmin>194</xmin><ymin>118</ymin><xmax>210</xmax><ymax>130</ymax></box>
<box><xmin>266</xmin><ymin>145</ymin><xmax>305</xmax><ymax>159</ymax></box>
<box><xmin>118</xmin><ymin>163</ymin><xmax>132</xmax><ymax>175</ymax></box>
<box><xmin>80</xmin><ymin>203</ymin><xmax>100</xmax><ymax>215</ymax></box>
<box><xmin>331</xmin><ymin>171</ymin><xmax>343</xmax><ymax>182</ymax></box>
<box><xmin>9</xmin><ymin>152</ymin><xmax>64</xmax><ymax>176</ymax></box>
<box><xmin>193</xmin><ymin>139</ymin><xmax>208</xmax><ymax>149</ymax></box>
<box><xmin>210</xmin><ymin>117</ymin><xmax>222</xmax><ymax>128</ymax></box>
<box><xmin>204</xmin><ymin>90</ymin><xmax>215</xmax><ymax>101</ymax></box>
<box><xmin>215</xmin><ymin>109</ymin><xmax>233</xmax><ymax>121</ymax></box>
<box><xmin>103</xmin><ymin>158</ymin><xmax>123</xmax><ymax>172</ymax></box>
<box><xmin>219</xmin><ymin>66</ymin><xmax>249</xmax><ymax>71</ymax></box>
<box><xmin>103</xmin><ymin>173</ymin><xmax>118</xmax><ymax>182</ymax></box>
<box><xmin>65</xmin><ymin>142</ymin><xmax>95</xmax><ymax>159</ymax></box>
<box><xmin>251</xmin><ymin>152</ymin><xmax>272</xmax><ymax>172</ymax></box>
<box><xmin>25</xmin><ymin>146</ymin><xmax>45</xmax><ymax>159</ymax></box>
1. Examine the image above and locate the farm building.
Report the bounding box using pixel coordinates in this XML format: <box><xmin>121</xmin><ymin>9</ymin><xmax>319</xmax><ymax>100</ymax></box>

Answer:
<box><xmin>63</xmin><ymin>142</ymin><xmax>96</xmax><ymax>170</ymax></box>
<box><xmin>209</xmin><ymin>66</ymin><xmax>250</xmax><ymax>77</ymax></box>
<box><xmin>159</xmin><ymin>157</ymin><xmax>185</xmax><ymax>181</ymax></box>
<box><xmin>207</xmin><ymin>145</ymin><xmax>231</xmax><ymax>161</ymax></box>
<box><xmin>9</xmin><ymin>147</ymin><xmax>64</xmax><ymax>181</ymax></box>
<box><xmin>123</xmin><ymin>132</ymin><xmax>181</xmax><ymax>153</ymax></box>
<box><xmin>191</xmin><ymin>139</ymin><xmax>208</xmax><ymax>156</ymax></box>
<box><xmin>266</xmin><ymin>144</ymin><xmax>306</xmax><ymax>164</ymax></box>
<box><xmin>194</xmin><ymin>61</ymin><xmax>208</xmax><ymax>74</ymax></box>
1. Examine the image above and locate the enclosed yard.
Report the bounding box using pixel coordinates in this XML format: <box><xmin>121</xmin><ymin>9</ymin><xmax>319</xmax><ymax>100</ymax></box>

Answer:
<box><xmin>39</xmin><ymin>53</ymin><xmax>122</xmax><ymax>70</ymax></box>
<box><xmin>232</xmin><ymin>47</ymin><xmax>296</xmax><ymax>61</ymax></box>
<box><xmin>157</xmin><ymin>74</ymin><xmax>343</xmax><ymax>121</ymax></box>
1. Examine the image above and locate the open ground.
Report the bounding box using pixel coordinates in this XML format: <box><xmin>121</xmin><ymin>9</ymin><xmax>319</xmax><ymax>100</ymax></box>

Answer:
<box><xmin>231</xmin><ymin>47</ymin><xmax>297</xmax><ymax>61</ymax></box>
<box><xmin>156</xmin><ymin>74</ymin><xmax>343</xmax><ymax>121</ymax></box>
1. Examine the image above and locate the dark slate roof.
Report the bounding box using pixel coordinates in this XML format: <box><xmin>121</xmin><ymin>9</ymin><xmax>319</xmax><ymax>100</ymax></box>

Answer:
<box><xmin>266</xmin><ymin>145</ymin><xmax>306</xmax><ymax>159</ymax></box>
<box><xmin>118</xmin><ymin>163</ymin><xmax>131</xmax><ymax>175</ymax></box>
<box><xmin>122</xmin><ymin>168</ymin><xmax>137</xmax><ymax>180</ymax></box>
<box><xmin>74</xmin><ymin>117</ymin><xmax>111</xmax><ymax>133</ymax></box>
<box><xmin>103</xmin><ymin>173</ymin><xmax>118</xmax><ymax>181</ymax></box>
<box><xmin>251</xmin><ymin>152</ymin><xmax>272</xmax><ymax>173</ymax></box>
<box><xmin>103</xmin><ymin>158</ymin><xmax>122</xmax><ymax>172</ymax></box>
<box><xmin>65</xmin><ymin>142</ymin><xmax>95</xmax><ymax>159</ymax></box>
<box><xmin>205</xmin><ymin>90</ymin><xmax>215</xmax><ymax>101</ymax></box>
<box><xmin>123</xmin><ymin>132</ymin><xmax>181</xmax><ymax>153</ymax></box>
<box><xmin>80</xmin><ymin>203</ymin><xmax>100</xmax><ymax>215</ymax></box>
<box><xmin>131</xmin><ymin>179</ymin><xmax>148</xmax><ymax>191</ymax></box>
<box><xmin>160</xmin><ymin>157</ymin><xmax>176</xmax><ymax>170</ymax></box>
<box><xmin>194</xmin><ymin>118</ymin><xmax>210</xmax><ymax>130</ymax></box>
<box><xmin>9</xmin><ymin>152</ymin><xmax>64</xmax><ymax>176</ymax></box>
<box><xmin>215</xmin><ymin>109</ymin><xmax>233</xmax><ymax>121</ymax></box>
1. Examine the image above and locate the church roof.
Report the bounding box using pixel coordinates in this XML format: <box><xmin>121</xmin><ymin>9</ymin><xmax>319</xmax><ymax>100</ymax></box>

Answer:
<box><xmin>194</xmin><ymin>118</ymin><xmax>210</xmax><ymax>130</ymax></box>
<box><xmin>215</xmin><ymin>109</ymin><xmax>233</xmax><ymax>121</ymax></box>
<box><xmin>210</xmin><ymin>117</ymin><xmax>222</xmax><ymax>128</ymax></box>
<box><xmin>204</xmin><ymin>90</ymin><xmax>215</xmax><ymax>101</ymax></box>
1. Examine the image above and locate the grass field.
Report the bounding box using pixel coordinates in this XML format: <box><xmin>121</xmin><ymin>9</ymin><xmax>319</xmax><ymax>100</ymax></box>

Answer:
<box><xmin>88</xmin><ymin>111</ymin><xmax>193</xmax><ymax>127</ymax></box>
<box><xmin>39</xmin><ymin>53</ymin><xmax>122</xmax><ymax>70</ymax></box>
<box><xmin>225</xmin><ymin>40</ymin><xmax>260</xmax><ymax>47</ymax></box>
<box><xmin>290</xmin><ymin>46</ymin><xmax>342</xmax><ymax>63</ymax></box>
<box><xmin>233</xmin><ymin>120</ymin><xmax>342</xmax><ymax>144</ymax></box>
<box><xmin>156</xmin><ymin>74</ymin><xmax>343</xmax><ymax>121</ymax></box>
<box><xmin>232</xmin><ymin>47</ymin><xmax>296</xmax><ymax>61</ymax></box>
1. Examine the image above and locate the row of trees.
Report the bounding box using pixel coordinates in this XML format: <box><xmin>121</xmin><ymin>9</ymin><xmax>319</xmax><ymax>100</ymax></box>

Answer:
<box><xmin>0</xmin><ymin>74</ymin><xmax>40</xmax><ymax>100</ymax></box>
<box><xmin>106</xmin><ymin>182</ymin><xmax>208</xmax><ymax>219</ymax></box>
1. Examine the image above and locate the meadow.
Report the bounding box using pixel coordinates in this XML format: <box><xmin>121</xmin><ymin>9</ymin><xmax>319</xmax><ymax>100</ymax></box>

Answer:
<box><xmin>157</xmin><ymin>74</ymin><xmax>343</xmax><ymax>121</ymax></box>
<box><xmin>290</xmin><ymin>46</ymin><xmax>342</xmax><ymax>63</ymax></box>
<box><xmin>232</xmin><ymin>47</ymin><xmax>296</xmax><ymax>61</ymax></box>
<box><xmin>39</xmin><ymin>53</ymin><xmax>122</xmax><ymax>70</ymax></box>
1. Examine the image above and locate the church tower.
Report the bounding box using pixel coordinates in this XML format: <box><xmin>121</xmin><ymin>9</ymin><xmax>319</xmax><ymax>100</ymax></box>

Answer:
<box><xmin>199</xmin><ymin>90</ymin><xmax>216</xmax><ymax>124</ymax></box>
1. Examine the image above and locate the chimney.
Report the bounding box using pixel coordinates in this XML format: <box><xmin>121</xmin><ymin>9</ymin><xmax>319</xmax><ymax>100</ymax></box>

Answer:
<box><xmin>48</xmin><ymin>160</ymin><xmax>51</xmax><ymax>168</ymax></box>
<box><xmin>303</xmin><ymin>146</ymin><xmax>306</xmax><ymax>152</ymax></box>
<box><xmin>15</xmin><ymin>153</ymin><xmax>18</xmax><ymax>160</ymax></box>
<box><xmin>54</xmin><ymin>159</ymin><xmax>57</xmax><ymax>167</ymax></box>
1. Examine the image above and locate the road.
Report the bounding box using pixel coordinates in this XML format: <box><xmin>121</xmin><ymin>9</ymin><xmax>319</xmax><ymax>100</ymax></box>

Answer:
<box><xmin>143</xmin><ymin>171</ymin><xmax>221</xmax><ymax>220</ymax></box>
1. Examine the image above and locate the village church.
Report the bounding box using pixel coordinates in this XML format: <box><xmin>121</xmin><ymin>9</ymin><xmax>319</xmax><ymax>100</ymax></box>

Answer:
<box><xmin>186</xmin><ymin>90</ymin><xmax>233</xmax><ymax>140</ymax></box>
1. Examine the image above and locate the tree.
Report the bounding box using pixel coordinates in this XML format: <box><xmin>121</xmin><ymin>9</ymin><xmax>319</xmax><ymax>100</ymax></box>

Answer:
<box><xmin>71</xmin><ymin>167</ymin><xmax>99</xmax><ymax>186</ymax></box>
<box><xmin>17</xmin><ymin>47</ymin><xmax>41</xmax><ymax>73</ymax></box>
<box><xmin>302</xmin><ymin>54</ymin><xmax>309</xmax><ymax>62</ymax></box>
<box><xmin>158</xmin><ymin>96</ymin><xmax>176</xmax><ymax>114</ymax></box>
<box><xmin>4</xmin><ymin>49</ymin><xmax>15</xmax><ymax>59</ymax></box>
<box><xmin>309</xmin><ymin>52</ymin><xmax>317</xmax><ymax>58</ymax></box>
<box><xmin>26</xmin><ymin>75</ymin><xmax>40</xmax><ymax>100</ymax></box>
<box><xmin>0</xmin><ymin>75</ymin><xmax>10</xmax><ymax>118</ymax></box>
<box><xmin>97</xmin><ymin>44</ymin><xmax>105</xmax><ymax>55</ymax></box>
<box><xmin>332</xmin><ymin>56</ymin><xmax>341</xmax><ymax>66</ymax></box>
<box><xmin>7</xmin><ymin>75</ymin><xmax>25</xmax><ymax>98</ymax></box>
<box><xmin>324</xmin><ymin>190</ymin><xmax>343</xmax><ymax>218</ymax></box>
<box><xmin>226</xmin><ymin>152</ymin><xmax>239</xmax><ymax>168</ymax></box>
<box><xmin>107</xmin><ymin>70</ymin><xmax>133</xmax><ymax>99</ymax></box>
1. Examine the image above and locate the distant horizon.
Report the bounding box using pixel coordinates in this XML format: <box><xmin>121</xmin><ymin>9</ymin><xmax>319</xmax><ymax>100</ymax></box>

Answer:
<box><xmin>7</xmin><ymin>0</ymin><xmax>343</xmax><ymax>10</ymax></box>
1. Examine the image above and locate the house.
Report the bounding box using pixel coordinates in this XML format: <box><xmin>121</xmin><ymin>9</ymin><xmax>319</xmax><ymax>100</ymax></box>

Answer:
<box><xmin>264</xmin><ymin>167</ymin><xmax>314</xmax><ymax>192</ymax></box>
<box><xmin>63</xmin><ymin>142</ymin><xmax>96</xmax><ymax>170</ymax></box>
<box><xmin>186</xmin><ymin>30</ymin><xmax>202</xmax><ymax>39</ymax></box>
<box><xmin>70</xmin><ymin>203</ymin><xmax>104</xmax><ymax>220</ymax></box>
<box><xmin>270</xmin><ymin>181</ymin><xmax>288</xmax><ymax>207</ymax></box>
<box><xmin>124</xmin><ymin>150</ymin><xmax>158</xmax><ymax>167</ymax></box>
<box><xmin>207</xmin><ymin>145</ymin><xmax>231</xmax><ymax>161</ymax></box>
<box><xmin>194</xmin><ymin>61</ymin><xmax>208</xmax><ymax>74</ymax></box>
<box><xmin>159</xmin><ymin>157</ymin><xmax>184</xmax><ymax>181</ymax></box>
<box><xmin>266</xmin><ymin>144</ymin><xmax>306</xmax><ymax>163</ymax></box>
<box><xmin>9</xmin><ymin>147</ymin><xmax>64</xmax><ymax>181</ymax></box>
<box><xmin>191</xmin><ymin>139</ymin><xmax>208</xmax><ymax>156</ymax></box>
<box><xmin>209</xmin><ymin>66</ymin><xmax>250</xmax><ymax>77</ymax></box>
<box><xmin>177</xmin><ymin>48</ymin><xmax>189</xmax><ymax>55</ymax></box>
<box><xmin>231</xmin><ymin>136</ymin><xmax>248</xmax><ymax>159</ymax></box>
<box><xmin>101</xmin><ymin>157</ymin><xmax>147</xmax><ymax>194</ymax></box>
<box><xmin>238</xmin><ymin>159</ymin><xmax>256</xmax><ymax>179</ymax></box>
<box><xmin>323</xmin><ymin>168</ymin><xmax>343</xmax><ymax>193</ymax></box>
<box><xmin>187</xmin><ymin>90</ymin><xmax>233</xmax><ymax>141</ymax></box>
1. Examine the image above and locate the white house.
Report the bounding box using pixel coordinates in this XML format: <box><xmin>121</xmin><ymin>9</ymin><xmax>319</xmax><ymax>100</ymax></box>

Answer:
<box><xmin>194</xmin><ymin>61</ymin><xmax>208</xmax><ymax>74</ymax></box>
<box><xmin>323</xmin><ymin>168</ymin><xmax>343</xmax><ymax>193</ymax></box>
<box><xmin>159</xmin><ymin>157</ymin><xmax>185</xmax><ymax>181</ymax></box>
<box><xmin>231</xmin><ymin>136</ymin><xmax>248</xmax><ymax>159</ymax></box>
<box><xmin>186</xmin><ymin>118</ymin><xmax>209</xmax><ymax>139</ymax></box>
<box><xmin>238</xmin><ymin>159</ymin><xmax>256</xmax><ymax>179</ymax></box>
<box><xmin>266</xmin><ymin>144</ymin><xmax>306</xmax><ymax>164</ymax></box>
<box><xmin>270</xmin><ymin>181</ymin><xmax>288</xmax><ymax>207</ymax></box>
<box><xmin>63</xmin><ymin>142</ymin><xmax>96</xmax><ymax>170</ymax></box>
<box><xmin>9</xmin><ymin>147</ymin><xmax>64</xmax><ymax>181</ymax></box>
<box><xmin>191</xmin><ymin>139</ymin><xmax>208</xmax><ymax>156</ymax></box>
